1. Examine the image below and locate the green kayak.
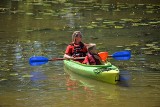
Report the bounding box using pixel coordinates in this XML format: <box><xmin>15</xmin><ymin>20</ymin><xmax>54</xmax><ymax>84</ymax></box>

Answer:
<box><xmin>64</xmin><ymin>60</ymin><xmax>120</xmax><ymax>84</ymax></box>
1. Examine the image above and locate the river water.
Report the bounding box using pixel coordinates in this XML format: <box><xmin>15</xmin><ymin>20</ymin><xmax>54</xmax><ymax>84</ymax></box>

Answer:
<box><xmin>0</xmin><ymin>0</ymin><xmax>160</xmax><ymax>107</ymax></box>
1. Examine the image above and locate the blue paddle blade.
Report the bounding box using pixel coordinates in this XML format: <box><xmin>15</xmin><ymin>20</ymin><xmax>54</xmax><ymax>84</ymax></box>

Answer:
<box><xmin>112</xmin><ymin>50</ymin><xmax>131</xmax><ymax>60</ymax></box>
<box><xmin>29</xmin><ymin>56</ymin><xmax>49</xmax><ymax>66</ymax></box>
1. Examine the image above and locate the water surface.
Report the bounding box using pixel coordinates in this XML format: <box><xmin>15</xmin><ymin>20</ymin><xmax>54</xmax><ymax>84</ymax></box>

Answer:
<box><xmin>0</xmin><ymin>0</ymin><xmax>160</xmax><ymax>107</ymax></box>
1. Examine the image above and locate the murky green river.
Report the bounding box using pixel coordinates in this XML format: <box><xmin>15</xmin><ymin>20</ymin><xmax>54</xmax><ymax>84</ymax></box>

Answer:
<box><xmin>0</xmin><ymin>0</ymin><xmax>160</xmax><ymax>107</ymax></box>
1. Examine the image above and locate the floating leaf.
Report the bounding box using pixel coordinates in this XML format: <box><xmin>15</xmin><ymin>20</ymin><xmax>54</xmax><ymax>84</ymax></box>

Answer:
<box><xmin>131</xmin><ymin>43</ymin><xmax>139</xmax><ymax>46</ymax></box>
<box><xmin>154</xmin><ymin>48</ymin><xmax>160</xmax><ymax>50</ymax></box>
<box><xmin>90</xmin><ymin>36</ymin><xmax>98</xmax><ymax>39</ymax></box>
<box><xmin>43</xmin><ymin>3</ymin><xmax>51</xmax><ymax>7</ymax></box>
<box><xmin>152</xmin><ymin>42</ymin><xmax>158</xmax><ymax>44</ymax></box>
<box><xmin>120</xmin><ymin>6</ymin><xmax>129</xmax><ymax>9</ymax></box>
<box><xmin>115</xmin><ymin>26</ymin><xmax>124</xmax><ymax>29</ymax></box>
<box><xmin>94</xmin><ymin>5</ymin><xmax>100</xmax><ymax>8</ymax></box>
<box><xmin>151</xmin><ymin>46</ymin><xmax>158</xmax><ymax>49</ymax></box>
<box><xmin>103</xmin><ymin>21</ymin><xmax>116</xmax><ymax>24</ymax></box>
<box><xmin>125</xmin><ymin>48</ymin><xmax>131</xmax><ymax>51</ymax></box>
<box><xmin>10</xmin><ymin>73</ymin><xmax>18</xmax><ymax>76</ymax></box>
<box><xmin>9</xmin><ymin>63</ymin><xmax>13</xmax><ymax>66</ymax></box>
<box><xmin>35</xmin><ymin>18</ymin><xmax>43</xmax><ymax>20</ymax></box>
<box><xmin>6</xmin><ymin>69</ymin><xmax>10</xmax><ymax>71</ymax></box>
<box><xmin>146</xmin><ymin>10</ymin><xmax>154</xmax><ymax>14</ymax></box>
<box><xmin>119</xmin><ymin>21</ymin><xmax>126</xmax><ymax>24</ymax></box>
<box><xmin>25</xmin><ymin>29</ymin><xmax>34</xmax><ymax>32</ymax></box>
<box><xmin>0</xmin><ymin>78</ymin><xmax>7</xmax><ymax>82</ymax></box>
<box><xmin>64</xmin><ymin>3</ymin><xmax>73</xmax><ymax>6</ymax></box>
<box><xmin>121</xmin><ymin>19</ymin><xmax>133</xmax><ymax>22</ymax></box>
<box><xmin>137</xmin><ymin>4</ymin><xmax>145</xmax><ymax>6</ymax></box>
<box><xmin>141</xmin><ymin>48</ymin><xmax>150</xmax><ymax>50</ymax></box>
<box><xmin>149</xmin><ymin>21</ymin><xmax>159</xmax><ymax>24</ymax></box>
<box><xmin>116</xmin><ymin>46</ymin><xmax>124</xmax><ymax>48</ymax></box>
<box><xmin>33</xmin><ymin>3</ymin><xmax>43</xmax><ymax>6</ymax></box>
<box><xmin>132</xmin><ymin>23</ymin><xmax>139</xmax><ymax>27</ymax></box>
<box><xmin>144</xmin><ymin>51</ymin><xmax>153</xmax><ymax>55</ymax></box>
<box><xmin>87</xmin><ymin>26</ymin><xmax>94</xmax><ymax>29</ymax></box>
<box><xmin>92</xmin><ymin>24</ymin><xmax>98</xmax><ymax>27</ymax></box>
<box><xmin>31</xmin><ymin>88</ymin><xmax>40</xmax><ymax>91</ymax></box>
<box><xmin>96</xmin><ymin>18</ymin><xmax>103</xmax><ymax>21</ymax></box>
<box><xmin>146</xmin><ymin>44</ymin><xmax>155</xmax><ymax>47</ymax></box>
<box><xmin>97</xmin><ymin>43</ymin><xmax>103</xmax><ymax>45</ymax></box>
<box><xmin>139</xmin><ymin>23</ymin><xmax>149</xmax><ymax>26</ymax></box>
<box><xmin>92</xmin><ymin>21</ymin><xmax>99</xmax><ymax>24</ymax></box>
<box><xmin>130</xmin><ymin>12</ymin><xmax>135</xmax><ymax>16</ymax></box>
<box><xmin>26</xmin><ymin>13</ymin><xmax>34</xmax><ymax>15</ymax></box>
<box><xmin>146</xmin><ymin>6</ymin><xmax>154</xmax><ymax>9</ymax></box>
<box><xmin>22</xmin><ymin>75</ymin><xmax>33</xmax><ymax>78</ymax></box>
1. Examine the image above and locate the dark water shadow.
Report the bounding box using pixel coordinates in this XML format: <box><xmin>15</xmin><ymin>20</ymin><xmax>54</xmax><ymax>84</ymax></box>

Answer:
<box><xmin>30</xmin><ymin>71</ymin><xmax>47</xmax><ymax>82</ymax></box>
<box><xmin>118</xmin><ymin>70</ymin><xmax>132</xmax><ymax>87</ymax></box>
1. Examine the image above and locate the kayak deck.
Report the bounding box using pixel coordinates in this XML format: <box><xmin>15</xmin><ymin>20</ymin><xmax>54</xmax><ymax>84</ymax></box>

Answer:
<box><xmin>64</xmin><ymin>60</ymin><xmax>120</xmax><ymax>84</ymax></box>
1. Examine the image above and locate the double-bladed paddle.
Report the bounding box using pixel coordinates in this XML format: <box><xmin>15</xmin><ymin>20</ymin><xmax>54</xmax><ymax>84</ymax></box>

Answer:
<box><xmin>29</xmin><ymin>57</ymin><xmax>85</xmax><ymax>66</ymax></box>
<box><xmin>29</xmin><ymin>50</ymin><xmax>131</xmax><ymax>66</ymax></box>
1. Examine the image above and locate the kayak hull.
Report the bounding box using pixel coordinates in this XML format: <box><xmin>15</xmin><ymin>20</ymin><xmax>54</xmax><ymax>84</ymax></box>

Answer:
<box><xmin>64</xmin><ymin>60</ymin><xmax>120</xmax><ymax>84</ymax></box>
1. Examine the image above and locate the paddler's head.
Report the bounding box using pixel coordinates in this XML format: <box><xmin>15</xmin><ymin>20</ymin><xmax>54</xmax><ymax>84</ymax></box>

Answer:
<box><xmin>72</xmin><ymin>31</ymin><xmax>82</xmax><ymax>43</ymax></box>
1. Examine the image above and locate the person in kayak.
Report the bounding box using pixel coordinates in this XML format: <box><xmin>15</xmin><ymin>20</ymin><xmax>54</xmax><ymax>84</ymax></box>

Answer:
<box><xmin>83</xmin><ymin>43</ymin><xmax>104</xmax><ymax>65</ymax></box>
<box><xmin>64</xmin><ymin>31</ymin><xmax>88</xmax><ymax>63</ymax></box>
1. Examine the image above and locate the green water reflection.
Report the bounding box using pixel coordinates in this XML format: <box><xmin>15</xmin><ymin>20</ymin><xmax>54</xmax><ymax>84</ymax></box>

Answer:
<box><xmin>0</xmin><ymin>0</ymin><xmax>160</xmax><ymax>107</ymax></box>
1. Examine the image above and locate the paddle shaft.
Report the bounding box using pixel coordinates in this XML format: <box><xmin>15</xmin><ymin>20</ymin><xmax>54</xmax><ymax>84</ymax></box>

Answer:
<box><xmin>49</xmin><ymin>57</ymin><xmax>85</xmax><ymax>61</ymax></box>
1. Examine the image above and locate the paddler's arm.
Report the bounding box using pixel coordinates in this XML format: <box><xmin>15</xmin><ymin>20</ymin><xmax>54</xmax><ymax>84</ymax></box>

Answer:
<box><xmin>94</xmin><ymin>55</ymin><xmax>105</xmax><ymax>65</ymax></box>
<box><xmin>64</xmin><ymin>44</ymin><xmax>75</xmax><ymax>60</ymax></box>
<box><xmin>64</xmin><ymin>54</ymin><xmax>85</xmax><ymax>60</ymax></box>
<box><xmin>64</xmin><ymin>54</ymin><xmax>74</xmax><ymax>60</ymax></box>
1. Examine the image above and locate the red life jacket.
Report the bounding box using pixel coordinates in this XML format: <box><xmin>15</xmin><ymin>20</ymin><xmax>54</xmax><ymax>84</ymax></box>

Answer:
<box><xmin>70</xmin><ymin>42</ymin><xmax>87</xmax><ymax>57</ymax></box>
<box><xmin>87</xmin><ymin>53</ymin><xmax>101</xmax><ymax>65</ymax></box>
